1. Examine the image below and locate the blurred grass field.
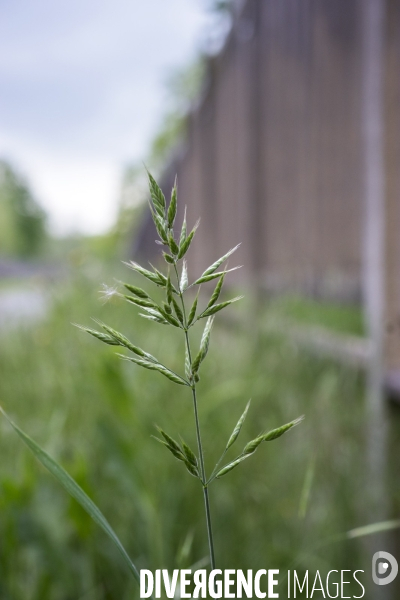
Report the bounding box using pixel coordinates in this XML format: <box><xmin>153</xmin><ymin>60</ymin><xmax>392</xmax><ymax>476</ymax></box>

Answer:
<box><xmin>0</xmin><ymin>261</ymin><xmax>399</xmax><ymax>599</ymax></box>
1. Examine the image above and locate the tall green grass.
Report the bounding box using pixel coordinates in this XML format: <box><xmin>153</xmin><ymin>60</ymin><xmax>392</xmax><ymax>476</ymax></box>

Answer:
<box><xmin>0</xmin><ymin>269</ymin><xmax>385</xmax><ymax>599</ymax></box>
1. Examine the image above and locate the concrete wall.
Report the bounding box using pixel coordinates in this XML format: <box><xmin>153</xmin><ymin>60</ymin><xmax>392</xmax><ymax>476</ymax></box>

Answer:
<box><xmin>135</xmin><ymin>0</ymin><xmax>400</xmax><ymax>369</ymax></box>
<box><xmin>155</xmin><ymin>0</ymin><xmax>366</xmax><ymax>302</ymax></box>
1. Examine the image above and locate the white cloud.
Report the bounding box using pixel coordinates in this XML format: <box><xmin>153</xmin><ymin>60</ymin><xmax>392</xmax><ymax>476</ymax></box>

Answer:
<box><xmin>0</xmin><ymin>0</ymin><xmax>210</xmax><ymax>235</ymax></box>
<box><xmin>0</xmin><ymin>132</ymin><xmax>120</xmax><ymax>235</ymax></box>
<box><xmin>33</xmin><ymin>158</ymin><xmax>121</xmax><ymax>236</ymax></box>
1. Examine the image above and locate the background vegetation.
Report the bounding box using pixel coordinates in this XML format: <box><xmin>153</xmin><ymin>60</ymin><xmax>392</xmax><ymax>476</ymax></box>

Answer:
<box><xmin>0</xmin><ymin>160</ymin><xmax>47</xmax><ymax>258</ymax></box>
<box><xmin>1</xmin><ymin>251</ymin><xmax>396</xmax><ymax>599</ymax></box>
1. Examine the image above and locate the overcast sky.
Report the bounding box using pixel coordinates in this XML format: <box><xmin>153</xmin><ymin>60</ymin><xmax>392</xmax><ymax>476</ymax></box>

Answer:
<box><xmin>0</xmin><ymin>0</ymin><xmax>211</xmax><ymax>235</ymax></box>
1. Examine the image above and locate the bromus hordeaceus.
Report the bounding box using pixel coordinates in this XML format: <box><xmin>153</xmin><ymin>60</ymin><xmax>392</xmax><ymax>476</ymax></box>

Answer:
<box><xmin>76</xmin><ymin>171</ymin><xmax>304</xmax><ymax>571</ymax></box>
<box><xmin>0</xmin><ymin>170</ymin><xmax>303</xmax><ymax>587</ymax></box>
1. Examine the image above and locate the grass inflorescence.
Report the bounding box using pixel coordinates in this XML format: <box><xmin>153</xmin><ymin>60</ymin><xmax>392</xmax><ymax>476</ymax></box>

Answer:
<box><xmin>76</xmin><ymin>171</ymin><xmax>304</xmax><ymax>571</ymax></box>
<box><xmin>0</xmin><ymin>171</ymin><xmax>308</xmax><ymax>596</ymax></box>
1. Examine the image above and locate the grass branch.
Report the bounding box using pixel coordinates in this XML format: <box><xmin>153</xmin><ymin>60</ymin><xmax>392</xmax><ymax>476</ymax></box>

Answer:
<box><xmin>173</xmin><ymin>261</ymin><xmax>216</xmax><ymax>569</ymax></box>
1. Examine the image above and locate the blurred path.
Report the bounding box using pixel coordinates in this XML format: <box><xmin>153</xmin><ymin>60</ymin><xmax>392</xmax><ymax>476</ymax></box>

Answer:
<box><xmin>0</xmin><ymin>258</ymin><xmax>60</xmax><ymax>280</ymax></box>
<box><xmin>0</xmin><ymin>259</ymin><xmax>59</xmax><ymax>329</ymax></box>
<box><xmin>0</xmin><ymin>287</ymin><xmax>48</xmax><ymax>329</ymax></box>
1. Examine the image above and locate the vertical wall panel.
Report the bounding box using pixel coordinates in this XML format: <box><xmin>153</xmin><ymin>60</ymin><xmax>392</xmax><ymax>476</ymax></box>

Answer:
<box><xmin>144</xmin><ymin>0</ymin><xmax>398</xmax><ymax>312</ymax></box>
<box><xmin>385</xmin><ymin>0</ymin><xmax>400</xmax><ymax>369</ymax></box>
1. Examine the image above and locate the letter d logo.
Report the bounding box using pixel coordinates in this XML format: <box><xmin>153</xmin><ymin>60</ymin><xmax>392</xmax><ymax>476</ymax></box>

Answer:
<box><xmin>372</xmin><ymin>551</ymin><xmax>398</xmax><ymax>586</ymax></box>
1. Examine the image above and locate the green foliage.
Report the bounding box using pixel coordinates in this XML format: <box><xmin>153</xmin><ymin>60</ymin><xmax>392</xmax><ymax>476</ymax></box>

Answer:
<box><xmin>0</xmin><ymin>272</ymin><xmax>378</xmax><ymax>598</ymax></box>
<box><xmin>0</xmin><ymin>160</ymin><xmax>47</xmax><ymax>257</ymax></box>
<box><xmin>1</xmin><ymin>174</ymin><xmax>384</xmax><ymax>599</ymax></box>
<box><xmin>267</xmin><ymin>295</ymin><xmax>365</xmax><ymax>337</ymax></box>
<box><xmin>71</xmin><ymin>172</ymin><xmax>303</xmax><ymax>574</ymax></box>
<box><xmin>2</xmin><ymin>173</ymin><xmax>303</xmax><ymax>587</ymax></box>
<box><xmin>0</xmin><ymin>407</ymin><xmax>141</xmax><ymax>585</ymax></box>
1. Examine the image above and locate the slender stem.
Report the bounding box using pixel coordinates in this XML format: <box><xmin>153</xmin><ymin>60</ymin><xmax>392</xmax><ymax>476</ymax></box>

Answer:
<box><xmin>191</xmin><ymin>382</ymin><xmax>216</xmax><ymax>570</ymax></box>
<box><xmin>202</xmin><ymin>483</ymin><xmax>216</xmax><ymax>569</ymax></box>
<box><xmin>207</xmin><ymin>448</ymin><xmax>228</xmax><ymax>484</ymax></box>
<box><xmin>173</xmin><ymin>263</ymin><xmax>216</xmax><ymax>570</ymax></box>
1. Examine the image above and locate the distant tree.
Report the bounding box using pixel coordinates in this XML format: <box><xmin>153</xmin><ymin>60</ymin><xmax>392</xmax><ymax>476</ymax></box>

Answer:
<box><xmin>207</xmin><ymin>0</ymin><xmax>234</xmax><ymax>13</ymax></box>
<box><xmin>116</xmin><ymin>0</ymin><xmax>233</xmax><ymax>243</ymax></box>
<box><xmin>0</xmin><ymin>160</ymin><xmax>47</xmax><ymax>258</ymax></box>
<box><xmin>150</xmin><ymin>59</ymin><xmax>206</xmax><ymax>169</ymax></box>
<box><xmin>116</xmin><ymin>58</ymin><xmax>206</xmax><ymax>238</ymax></box>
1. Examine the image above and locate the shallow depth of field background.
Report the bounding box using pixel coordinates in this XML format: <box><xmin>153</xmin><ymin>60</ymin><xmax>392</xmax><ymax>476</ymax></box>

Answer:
<box><xmin>1</xmin><ymin>1</ymin><xmax>400</xmax><ymax>599</ymax></box>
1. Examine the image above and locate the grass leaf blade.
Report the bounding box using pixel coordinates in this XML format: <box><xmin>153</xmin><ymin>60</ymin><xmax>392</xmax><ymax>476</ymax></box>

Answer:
<box><xmin>0</xmin><ymin>407</ymin><xmax>141</xmax><ymax>586</ymax></box>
